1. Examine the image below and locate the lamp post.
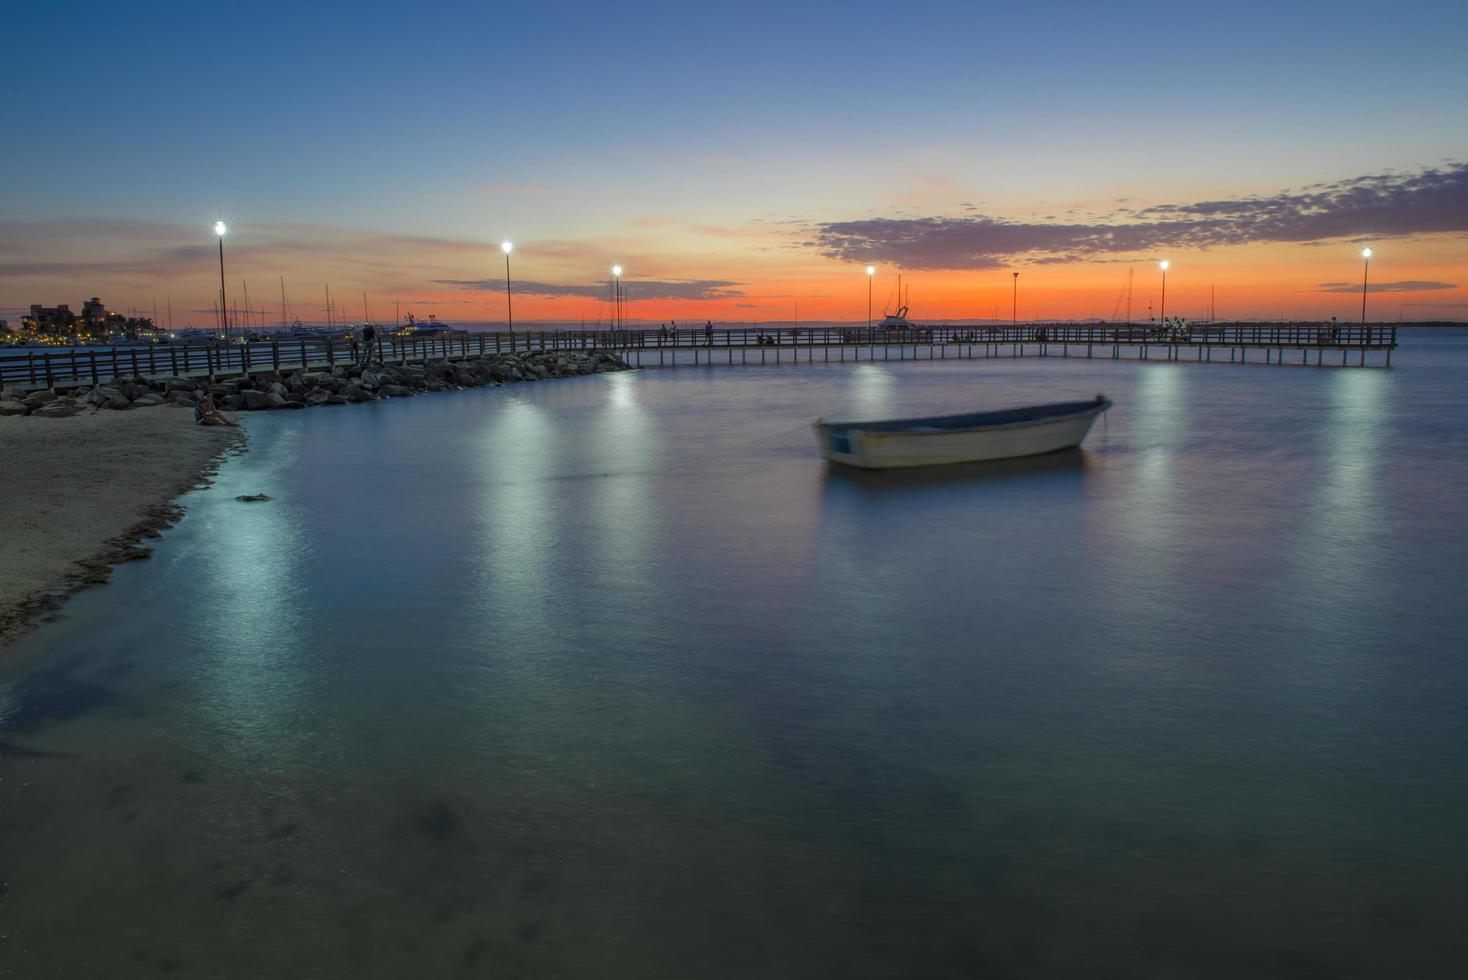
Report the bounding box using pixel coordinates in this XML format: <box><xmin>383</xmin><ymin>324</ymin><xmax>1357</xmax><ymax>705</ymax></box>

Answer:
<box><xmin>865</xmin><ymin>266</ymin><xmax>875</xmax><ymax>328</ymax></box>
<box><xmin>1159</xmin><ymin>260</ymin><xmax>1170</xmax><ymax>325</ymax></box>
<box><xmin>612</xmin><ymin>265</ymin><xmax>623</xmax><ymax>331</ymax></box>
<box><xmin>214</xmin><ymin>221</ymin><xmax>228</xmax><ymax>339</ymax></box>
<box><xmin>1360</xmin><ymin>247</ymin><xmax>1372</xmax><ymax>325</ymax></box>
<box><xmin>1011</xmin><ymin>271</ymin><xmax>1019</xmax><ymax>328</ymax></box>
<box><xmin>502</xmin><ymin>241</ymin><xmax>514</xmax><ymax>348</ymax></box>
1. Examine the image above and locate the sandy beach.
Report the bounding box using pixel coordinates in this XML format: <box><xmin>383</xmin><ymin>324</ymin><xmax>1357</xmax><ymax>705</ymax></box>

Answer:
<box><xmin>0</xmin><ymin>408</ymin><xmax>242</xmax><ymax>648</ymax></box>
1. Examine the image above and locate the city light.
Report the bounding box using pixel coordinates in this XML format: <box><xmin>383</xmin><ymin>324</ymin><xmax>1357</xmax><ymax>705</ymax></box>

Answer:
<box><xmin>1361</xmin><ymin>247</ymin><xmax>1372</xmax><ymax>259</ymax></box>
<box><xmin>502</xmin><ymin>241</ymin><xmax>513</xmax><ymax>254</ymax></box>
<box><xmin>214</xmin><ymin>221</ymin><xmax>227</xmax><ymax>236</ymax></box>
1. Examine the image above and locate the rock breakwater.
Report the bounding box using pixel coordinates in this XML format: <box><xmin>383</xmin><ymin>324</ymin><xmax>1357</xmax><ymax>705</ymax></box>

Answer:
<box><xmin>0</xmin><ymin>349</ymin><xmax>631</xmax><ymax>418</ymax></box>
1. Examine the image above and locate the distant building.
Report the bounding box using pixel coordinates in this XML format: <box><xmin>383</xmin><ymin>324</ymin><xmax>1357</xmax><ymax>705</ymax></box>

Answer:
<box><xmin>24</xmin><ymin>303</ymin><xmax>78</xmax><ymax>333</ymax></box>
<box><xmin>81</xmin><ymin>296</ymin><xmax>108</xmax><ymax>329</ymax></box>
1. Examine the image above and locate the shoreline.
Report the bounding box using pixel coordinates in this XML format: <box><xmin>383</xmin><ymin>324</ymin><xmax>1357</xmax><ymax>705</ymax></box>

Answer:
<box><xmin>0</xmin><ymin>409</ymin><xmax>245</xmax><ymax>651</ymax></box>
<box><xmin>1</xmin><ymin>350</ymin><xmax>632</xmax><ymax>651</ymax></box>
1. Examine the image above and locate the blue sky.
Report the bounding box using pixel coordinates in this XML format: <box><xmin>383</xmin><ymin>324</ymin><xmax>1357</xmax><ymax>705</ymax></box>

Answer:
<box><xmin>3</xmin><ymin>0</ymin><xmax>1466</xmax><ymax>323</ymax></box>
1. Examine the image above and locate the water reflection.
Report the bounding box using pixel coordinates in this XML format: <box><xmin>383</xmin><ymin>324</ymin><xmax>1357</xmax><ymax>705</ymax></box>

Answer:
<box><xmin>4</xmin><ymin>343</ymin><xmax>1468</xmax><ymax>978</ymax></box>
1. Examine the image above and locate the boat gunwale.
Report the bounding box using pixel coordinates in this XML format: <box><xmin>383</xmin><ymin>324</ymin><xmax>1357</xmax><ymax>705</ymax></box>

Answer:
<box><xmin>816</xmin><ymin>398</ymin><xmax>1110</xmax><ymax>438</ymax></box>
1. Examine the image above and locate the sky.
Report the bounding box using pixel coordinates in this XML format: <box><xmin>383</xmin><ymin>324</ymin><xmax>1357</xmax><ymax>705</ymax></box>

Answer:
<box><xmin>2</xmin><ymin>0</ymin><xmax>1466</xmax><ymax>327</ymax></box>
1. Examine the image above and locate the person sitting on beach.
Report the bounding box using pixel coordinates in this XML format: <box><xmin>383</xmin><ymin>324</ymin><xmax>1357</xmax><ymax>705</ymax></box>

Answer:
<box><xmin>194</xmin><ymin>392</ymin><xmax>236</xmax><ymax>427</ymax></box>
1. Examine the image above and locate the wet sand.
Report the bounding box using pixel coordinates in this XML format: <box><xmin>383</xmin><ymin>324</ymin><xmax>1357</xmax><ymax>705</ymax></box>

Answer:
<box><xmin>0</xmin><ymin>408</ymin><xmax>243</xmax><ymax>648</ymax></box>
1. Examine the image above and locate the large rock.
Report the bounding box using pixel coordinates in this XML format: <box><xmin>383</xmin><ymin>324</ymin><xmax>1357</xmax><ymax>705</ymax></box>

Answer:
<box><xmin>220</xmin><ymin>395</ymin><xmax>245</xmax><ymax>412</ymax></box>
<box><xmin>164</xmin><ymin>377</ymin><xmax>197</xmax><ymax>392</ymax></box>
<box><xmin>130</xmin><ymin>394</ymin><xmax>165</xmax><ymax>408</ymax></box>
<box><xmin>23</xmin><ymin>389</ymin><xmax>58</xmax><ymax>407</ymax></box>
<box><xmin>0</xmin><ymin>399</ymin><xmax>28</xmax><ymax>416</ymax></box>
<box><xmin>103</xmin><ymin>394</ymin><xmax>132</xmax><ymax>410</ymax></box>
<box><xmin>241</xmin><ymin>389</ymin><xmax>275</xmax><ymax>410</ymax></box>
<box><xmin>378</xmin><ymin>384</ymin><xmax>413</xmax><ymax>398</ymax></box>
<box><xmin>31</xmin><ymin>400</ymin><xmax>81</xmax><ymax>418</ymax></box>
<box><xmin>165</xmin><ymin>390</ymin><xmax>198</xmax><ymax>407</ymax></box>
<box><xmin>343</xmin><ymin>383</ymin><xmax>371</xmax><ymax>403</ymax></box>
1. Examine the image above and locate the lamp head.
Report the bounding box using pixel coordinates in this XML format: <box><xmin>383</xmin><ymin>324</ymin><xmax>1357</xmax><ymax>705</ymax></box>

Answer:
<box><xmin>1159</xmin><ymin>260</ymin><xmax>1169</xmax><ymax>271</ymax></box>
<box><xmin>865</xmin><ymin>266</ymin><xmax>875</xmax><ymax>276</ymax></box>
<box><xmin>1361</xmin><ymin>247</ymin><xmax>1372</xmax><ymax>259</ymax></box>
<box><xmin>213</xmin><ymin>221</ymin><xmax>227</xmax><ymax>237</ymax></box>
<box><xmin>612</xmin><ymin>265</ymin><xmax>623</xmax><ymax>277</ymax></box>
<box><xmin>501</xmin><ymin>241</ymin><xmax>513</xmax><ymax>254</ymax></box>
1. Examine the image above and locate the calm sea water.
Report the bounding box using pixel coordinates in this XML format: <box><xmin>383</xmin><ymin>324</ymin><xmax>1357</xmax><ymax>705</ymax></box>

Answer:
<box><xmin>3</xmin><ymin>330</ymin><xmax>1467</xmax><ymax>978</ymax></box>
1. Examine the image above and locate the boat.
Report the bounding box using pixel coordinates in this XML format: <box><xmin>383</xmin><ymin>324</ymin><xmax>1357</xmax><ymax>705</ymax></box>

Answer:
<box><xmin>813</xmin><ymin>396</ymin><xmax>1111</xmax><ymax>469</ymax></box>
<box><xmin>877</xmin><ymin>274</ymin><xmax>918</xmax><ymax>330</ymax></box>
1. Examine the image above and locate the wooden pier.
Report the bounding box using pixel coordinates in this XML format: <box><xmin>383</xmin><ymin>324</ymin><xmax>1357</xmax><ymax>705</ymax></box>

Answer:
<box><xmin>0</xmin><ymin>323</ymin><xmax>1397</xmax><ymax>390</ymax></box>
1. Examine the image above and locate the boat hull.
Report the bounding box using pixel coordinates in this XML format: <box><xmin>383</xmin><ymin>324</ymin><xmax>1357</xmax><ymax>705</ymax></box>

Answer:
<box><xmin>814</xmin><ymin>402</ymin><xmax>1107</xmax><ymax>470</ymax></box>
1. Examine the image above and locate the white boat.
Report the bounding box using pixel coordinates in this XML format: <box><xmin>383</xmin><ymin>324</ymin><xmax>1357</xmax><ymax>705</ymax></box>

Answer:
<box><xmin>813</xmin><ymin>396</ymin><xmax>1111</xmax><ymax>469</ymax></box>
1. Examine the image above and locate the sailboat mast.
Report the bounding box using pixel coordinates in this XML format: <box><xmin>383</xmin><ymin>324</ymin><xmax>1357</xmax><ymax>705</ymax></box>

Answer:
<box><xmin>325</xmin><ymin>284</ymin><xmax>332</xmax><ymax>330</ymax></box>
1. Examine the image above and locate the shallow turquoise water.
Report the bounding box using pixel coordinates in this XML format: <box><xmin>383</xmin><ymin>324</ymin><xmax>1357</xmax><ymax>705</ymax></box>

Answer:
<box><xmin>2</xmin><ymin>331</ymin><xmax>1467</xmax><ymax>977</ymax></box>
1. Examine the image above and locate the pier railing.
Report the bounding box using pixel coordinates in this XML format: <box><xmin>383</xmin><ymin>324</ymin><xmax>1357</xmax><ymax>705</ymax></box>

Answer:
<box><xmin>0</xmin><ymin>322</ymin><xmax>1398</xmax><ymax>388</ymax></box>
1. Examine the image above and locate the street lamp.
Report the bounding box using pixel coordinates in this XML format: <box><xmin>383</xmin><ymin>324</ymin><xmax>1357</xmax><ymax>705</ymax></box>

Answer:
<box><xmin>611</xmin><ymin>265</ymin><xmax>623</xmax><ymax>330</ymax></box>
<box><xmin>1159</xmin><ymin>260</ymin><xmax>1170</xmax><ymax>324</ymax></box>
<box><xmin>865</xmin><ymin>266</ymin><xmax>875</xmax><ymax>329</ymax></box>
<box><xmin>1360</xmin><ymin>247</ymin><xmax>1372</xmax><ymax>325</ymax></box>
<box><xmin>214</xmin><ymin>221</ymin><xmax>228</xmax><ymax>339</ymax></box>
<box><xmin>1012</xmin><ymin>271</ymin><xmax>1019</xmax><ymax>328</ymax></box>
<box><xmin>501</xmin><ymin>241</ymin><xmax>514</xmax><ymax>347</ymax></box>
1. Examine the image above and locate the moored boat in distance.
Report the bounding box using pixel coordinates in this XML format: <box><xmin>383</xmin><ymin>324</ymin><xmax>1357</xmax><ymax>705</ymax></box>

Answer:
<box><xmin>814</xmin><ymin>396</ymin><xmax>1111</xmax><ymax>469</ymax></box>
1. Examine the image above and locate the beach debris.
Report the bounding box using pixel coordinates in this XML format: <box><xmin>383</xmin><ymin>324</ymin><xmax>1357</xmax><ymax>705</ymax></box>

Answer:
<box><xmin>235</xmin><ymin>493</ymin><xmax>272</xmax><ymax>503</ymax></box>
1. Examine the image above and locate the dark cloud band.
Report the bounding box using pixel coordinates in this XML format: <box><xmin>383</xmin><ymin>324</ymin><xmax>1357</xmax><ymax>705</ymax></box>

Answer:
<box><xmin>808</xmin><ymin>162</ymin><xmax>1468</xmax><ymax>270</ymax></box>
<box><xmin>433</xmin><ymin>278</ymin><xmax>744</xmax><ymax>301</ymax></box>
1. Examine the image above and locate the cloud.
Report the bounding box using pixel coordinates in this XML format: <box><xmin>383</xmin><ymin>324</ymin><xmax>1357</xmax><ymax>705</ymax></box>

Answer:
<box><xmin>432</xmin><ymin>278</ymin><xmax>746</xmax><ymax>301</ymax></box>
<box><xmin>1314</xmin><ymin>280</ymin><xmax>1458</xmax><ymax>293</ymax></box>
<box><xmin>807</xmin><ymin>162</ymin><xmax>1468</xmax><ymax>269</ymax></box>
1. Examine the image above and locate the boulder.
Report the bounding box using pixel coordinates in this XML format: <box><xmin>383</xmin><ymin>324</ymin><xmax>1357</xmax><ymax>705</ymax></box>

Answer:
<box><xmin>129</xmin><ymin>394</ymin><xmax>165</xmax><ymax>408</ymax></box>
<box><xmin>165</xmin><ymin>391</ymin><xmax>198</xmax><ymax>407</ymax></box>
<box><xmin>241</xmin><ymin>389</ymin><xmax>275</xmax><ymax>410</ymax></box>
<box><xmin>0</xmin><ymin>399</ymin><xmax>28</xmax><ymax>416</ymax></box>
<box><xmin>266</xmin><ymin>392</ymin><xmax>288</xmax><ymax>409</ymax></box>
<box><xmin>23</xmin><ymin>388</ymin><xmax>58</xmax><ymax>407</ymax></box>
<box><xmin>343</xmin><ymin>383</ymin><xmax>371</xmax><ymax>403</ymax></box>
<box><xmin>164</xmin><ymin>377</ymin><xmax>196</xmax><ymax>392</ymax></box>
<box><xmin>220</xmin><ymin>395</ymin><xmax>246</xmax><ymax>412</ymax></box>
<box><xmin>378</xmin><ymin>384</ymin><xmax>413</xmax><ymax>398</ymax></box>
<box><xmin>103</xmin><ymin>394</ymin><xmax>132</xmax><ymax>410</ymax></box>
<box><xmin>31</xmin><ymin>400</ymin><xmax>81</xmax><ymax>418</ymax></box>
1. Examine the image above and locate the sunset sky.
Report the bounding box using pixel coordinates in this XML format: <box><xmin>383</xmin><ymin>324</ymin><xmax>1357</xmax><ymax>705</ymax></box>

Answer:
<box><xmin>4</xmin><ymin>0</ymin><xmax>1465</xmax><ymax>327</ymax></box>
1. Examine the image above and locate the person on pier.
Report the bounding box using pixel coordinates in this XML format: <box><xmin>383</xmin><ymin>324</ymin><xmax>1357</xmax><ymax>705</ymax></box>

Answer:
<box><xmin>359</xmin><ymin>323</ymin><xmax>377</xmax><ymax>366</ymax></box>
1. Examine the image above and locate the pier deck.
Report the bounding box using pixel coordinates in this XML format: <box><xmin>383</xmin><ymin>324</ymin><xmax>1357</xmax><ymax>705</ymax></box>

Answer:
<box><xmin>0</xmin><ymin>323</ymin><xmax>1397</xmax><ymax>390</ymax></box>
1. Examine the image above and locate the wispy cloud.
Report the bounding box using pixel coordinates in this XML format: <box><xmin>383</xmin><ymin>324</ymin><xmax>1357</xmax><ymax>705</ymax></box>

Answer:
<box><xmin>1313</xmin><ymin>280</ymin><xmax>1457</xmax><ymax>293</ymax></box>
<box><xmin>433</xmin><ymin>278</ymin><xmax>745</xmax><ymax>301</ymax></box>
<box><xmin>807</xmin><ymin>162</ymin><xmax>1468</xmax><ymax>269</ymax></box>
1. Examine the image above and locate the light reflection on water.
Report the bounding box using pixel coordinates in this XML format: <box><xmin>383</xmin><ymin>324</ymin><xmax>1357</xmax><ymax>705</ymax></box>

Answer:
<box><xmin>3</xmin><ymin>332</ymin><xmax>1468</xmax><ymax>978</ymax></box>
